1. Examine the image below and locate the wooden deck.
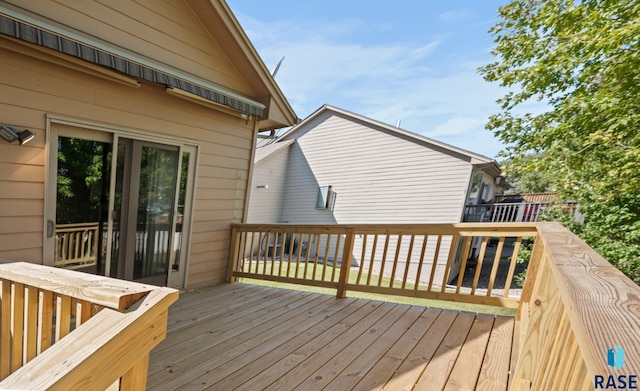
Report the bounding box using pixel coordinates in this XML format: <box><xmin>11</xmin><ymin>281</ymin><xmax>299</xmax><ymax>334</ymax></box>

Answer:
<box><xmin>147</xmin><ymin>283</ymin><xmax>515</xmax><ymax>391</ymax></box>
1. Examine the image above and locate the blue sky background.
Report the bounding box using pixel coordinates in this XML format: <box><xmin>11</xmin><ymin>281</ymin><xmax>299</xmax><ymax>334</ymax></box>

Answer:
<box><xmin>227</xmin><ymin>1</ymin><xmax>512</xmax><ymax>158</ymax></box>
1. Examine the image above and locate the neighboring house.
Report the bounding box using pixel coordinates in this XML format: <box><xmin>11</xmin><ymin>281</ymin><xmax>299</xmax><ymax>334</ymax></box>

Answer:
<box><xmin>247</xmin><ymin>105</ymin><xmax>506</xmax><ymax>283</ymax></box>
<box><xmin>0</xmin><ymin>0</ymin><xmax>296</xmax><ymax>289</ymax></box>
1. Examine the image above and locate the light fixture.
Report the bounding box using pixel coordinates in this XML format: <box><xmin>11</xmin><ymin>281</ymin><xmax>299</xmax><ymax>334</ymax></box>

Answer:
<box><xmin>0</xmin><ymin>125</ymin><xmax>35</xmax><ymax>145</ymax></box>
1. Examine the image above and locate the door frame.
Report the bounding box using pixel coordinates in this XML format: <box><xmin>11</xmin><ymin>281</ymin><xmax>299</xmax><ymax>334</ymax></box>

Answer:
<box><xmin>44</xmin><ymin>115</ymin><xmax>199</xmax><ymax>288</ymax></box>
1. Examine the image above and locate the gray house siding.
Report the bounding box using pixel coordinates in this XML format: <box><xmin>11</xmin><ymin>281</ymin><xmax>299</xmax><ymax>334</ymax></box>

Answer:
<box><xmin>274</xmin><ymin>111</ymin><xmax>474</xmax><ymax>281</ymax></box>
<box><xmin>246</xmin><ymin>144</ymin><xmax>291</xmax><ymax>224</ymax></box>
<box><xmin>282</xmin><ymin>112</ymin><xmax>472</xmax><ymax>224</ymax></box>
<box><xmin>248</xmin><ymin>105</ymin><xmax>503</xmax><ymax>285</ymax></box>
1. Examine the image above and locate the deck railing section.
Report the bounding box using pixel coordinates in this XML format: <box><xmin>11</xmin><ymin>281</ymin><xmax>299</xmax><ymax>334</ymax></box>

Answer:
<box><xmin>463</xmin><ymin>201</ymin><xmax>581</xmax><ymax>223</ymax></box>
<box><xmin>512</xmin><ymin>222</ymin><xmax>640</xmax><ymax>390</ymax></box>
<box><xmin>228</xmin><ymin>223</ymin><xmax>538</xmax><ymax>308</ymax></box>
<box><xmin>0</xmin><ymin>262</ymin><xmax>178</xmax><ymax>390</ymax></box>
<box><xmin>54</xmin><ymin>222</ymin><xmax>100</xmax><ymax>268</ymax></box>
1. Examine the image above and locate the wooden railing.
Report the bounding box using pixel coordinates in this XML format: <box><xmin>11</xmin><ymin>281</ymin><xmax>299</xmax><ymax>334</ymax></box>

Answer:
<box><xmin>54</xmin><ymin>222</ymin><xmax>100</xmax><ymax>268</ymax></box>
<box><xmin>228</xmin><ymin>222</ymin><xmax>640</xmax><ymax>390</ymax></box>
<box><xmin>228</xmin><ymin>223</ymin><xmax>538</xmax><ymax>308</ymax></box>
<box><xmin>512</xmin><ymin>222</ymin><xmax>640</xmax><ymax>390</ymax></box>
<box><xmin>0</xmin><ymin>262</ymin><xmax>178</xmax><ymax>390</ymax></box>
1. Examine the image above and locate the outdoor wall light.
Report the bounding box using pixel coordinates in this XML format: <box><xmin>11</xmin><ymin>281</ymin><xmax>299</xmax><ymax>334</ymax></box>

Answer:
<box><xmin>256</xmin><ymin>184</ymin><xmax>269</xmax><ymax>189</ymax></box>
<box><xmin>0</xmin><ymin>124</ymin><xmax>35</xmax><ymax>145</ymax></box>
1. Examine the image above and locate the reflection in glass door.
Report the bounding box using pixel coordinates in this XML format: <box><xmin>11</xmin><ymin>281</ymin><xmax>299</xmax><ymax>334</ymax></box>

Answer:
<box><xmin>109</xmin><ymin>139</ymin><xmax>180</xmax><ymax>284</ymax></box>
<box><xmin>48</xmin><ymin>122</ymin><xmax>195</xmax><ymax>288</ymax></box>
<box><xmin>53</xmin><ymin>136</ymin><xmax>111</xmax><ymax>273</ymax></box>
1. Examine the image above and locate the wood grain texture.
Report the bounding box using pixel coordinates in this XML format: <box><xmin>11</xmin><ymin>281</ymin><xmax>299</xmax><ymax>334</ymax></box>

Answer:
<box><xmin>146</xmin><ymin>284</ymin><xmax>515</xmax><ymax>391</ymax></box>
<box><xmin>0</xmin><ymin>262</ymin><xmax>152</xmax><ymax>310</ymax></box>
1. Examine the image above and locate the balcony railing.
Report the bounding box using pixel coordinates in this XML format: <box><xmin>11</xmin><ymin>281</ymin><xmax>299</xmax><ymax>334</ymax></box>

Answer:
<box><xmin>228</xmin><ymin>222</ymin><xmax>640</xmax><ymax>390</ymax></box>
<box><xmin>463</xmin><ymin>201</ymin><xmax>582</xmax><ymax>223</ymax></box>
<box><xmin>0</xmin><ymin>262</ymin><xmax>178</xmax><ymax>390</ymax></box>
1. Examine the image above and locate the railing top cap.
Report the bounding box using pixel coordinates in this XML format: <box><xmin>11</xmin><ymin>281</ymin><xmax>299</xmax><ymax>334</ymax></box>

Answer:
<box><xmin>0</xmin><ymin>262</ymin><xmax>157</xmax><ymax>310</ymax></box>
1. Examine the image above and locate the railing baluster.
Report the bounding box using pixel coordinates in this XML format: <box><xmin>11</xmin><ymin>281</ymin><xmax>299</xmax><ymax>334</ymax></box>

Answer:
<box><xmin>10</xmin><ymin>283</ymin><xmax>24</xmax><ymax>373</ymax></box>
<box><xmin>55</xmin><ymin>295</ymin><xmax>71</xmax><ymax>342</ymax></box>
<box><xmin>239</xmin><ymin>231</ymin><xmax>248</xmax><ymax>273</ymax></box>
<box><xmin>389</xmin><ymin>234</ymin><xmax>402</xmax><ymax>287</ymax></box>
<box><xmin>37</xmin><ymin>290</ymin><xmax>53</xmax><ymax>354</ymax></box>
<box><xmin>279</xmin><ymin>231</ymin><xmax>286</xmax><ymax>277</ymax></box>
<box><xmin>427</xmin><ymin>235</ymin><xmax>442</xmax><ymax>292</ymax></box>
<box><xmin>247</xmin><ymin>232</ymin><xmax>256</xmax><ymax>273</ymax></box>
<box><xmin>24</xmin><ymin>285</ymin><xmax>38</xmax><ymax>364</ymax></box>
<box><xmin>356</xmin><ymin>234</ymin><xmax>367</xmax><ymax>285</ymax></box>
<box><xmin>295</xmin><ymin>233</ymin><xmax>304</xmax><ymax>278</ymax></box>
<box><xmin>269</xmin><ymin>232</ymin><xmax>278</xmax><ymax>276</ymax></box>
<box><xmin>262</xmin><ymin>232</ymin><xmax>270</xmax><ymax>275</ymax></box>
<box><xmin>331</xmin><ymin>235</ymin><xmax>342</xmax><ymax>282</ymax></box>
<box><xmin>455</xmin><ymin>236</ymin><xmax>473</xmax><ymax>294</ymax></box>
<box><xmin>503</xmin><ymin>237</ymin><xmax>522</xmax><ymax>298</ymax></box>
<box><xmin>322</xmin><ymin>234</ymin><xmax>330</xmax><ymax>282</ymax></box>
<box><xmin>378</xmin><ymin>234</ymin><xmax>390</xmax><ymax>287</ymax></box>
<box><xmin>487</xmin><ymin>237</ymin><xmax>505</xmax><ymax>297</ymax></box>
<box><xmin>440</xmin><ymin>236</ymin><xmax>458</xmax><ymax>293</ymax></box>
<box><xmin>414</xmin><ymin>234</ymin><xmax>428</xmax><ymax>292</ymax></box>
<box><xmin>367</xmin><ymin>234</ymin><xmax>378</xmax><ymax>287</ymax></box>
<box><xmin>311</xmin><ymin>234</ymin><xmax>320</xmax><ymax>280</ymax></box>
<box><xmin>401</xmin><ymin>235</ymin><xmax>414</xmax><ymax>289</ymax></box>
<box><xmin>303</xmin><ymin>233</ymin><xmax>312</xmax><ymax>280</ymax></box>
<box><xmin>471</xmin><ymin>236</ymin><xmax>489</xmax><ymax>295</ymax></box>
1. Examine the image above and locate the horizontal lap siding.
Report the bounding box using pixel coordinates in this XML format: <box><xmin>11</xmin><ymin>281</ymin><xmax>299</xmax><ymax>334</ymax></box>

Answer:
<box><xmin>247</xmin><ymin>146</ymin><xmax>291</xmax><ymax>223</ymax></box>
<box><xmin>6</xmin><ymin>0</ymin><xmax>254</xmax><ymax>96</ymax></box>
<box><xmin>279</xmin><ymin>113</ymin><xmax>471</xmax><ymax>283</ymax></box>
<box><xmin>282</xmin><ymin>113</ymin><xmax>471</xmax><ymax>225</ymax></box>
<box><xmin>0</xmin><ymin>45</ymin><xmax>253</xmax><ymax>287</ymax></box>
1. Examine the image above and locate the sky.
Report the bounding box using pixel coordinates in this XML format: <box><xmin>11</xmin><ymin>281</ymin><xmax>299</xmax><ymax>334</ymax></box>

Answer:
<box><xmin>227</xmin><ymin>1</ymin><xmax>512</xmax><ymax>159</ymax></box>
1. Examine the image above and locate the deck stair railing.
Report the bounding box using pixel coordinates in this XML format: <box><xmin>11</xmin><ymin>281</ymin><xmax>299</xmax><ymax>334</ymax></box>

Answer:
<box><xmin>0</xmin><ymin>262</ymin><xmax>178</xmax><ymax>390</ymax></box>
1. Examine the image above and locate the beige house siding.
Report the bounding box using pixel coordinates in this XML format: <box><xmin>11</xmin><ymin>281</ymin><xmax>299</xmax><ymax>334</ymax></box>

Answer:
<box><xmin>0</xmin><ymin>41</ymin><xmax>253</xmax><ymax>288</ymax></box>
<box><xmin>5</xmin><ymin>0</ymin><xmax>255</xmax><ymax>97</ymax></box>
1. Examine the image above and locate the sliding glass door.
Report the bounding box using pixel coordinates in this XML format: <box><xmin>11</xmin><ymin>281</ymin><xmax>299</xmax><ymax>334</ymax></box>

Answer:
<box><xmin>46</xmin><ymin>122</ymin><xmax>195</xmax><ymax>288</ymax></box>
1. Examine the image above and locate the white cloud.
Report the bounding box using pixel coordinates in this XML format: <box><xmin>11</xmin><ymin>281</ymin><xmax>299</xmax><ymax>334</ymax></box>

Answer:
<box><xmin>438</xmin><ymin>9</ymin><xmax>473</xmax><ymax>23</ymax></box>
<box><xmin>428</xmin><ymin>117</ymin><xmax>486</xmax><ymax>137</ymax></box>
<box><xmin>235</xmin><ymin>11</ymin><xmax>511</xmax><ymax>158</ymax></box>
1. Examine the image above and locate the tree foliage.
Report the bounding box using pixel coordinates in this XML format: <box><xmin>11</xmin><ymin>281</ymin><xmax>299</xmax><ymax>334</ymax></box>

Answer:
<box><xmin>480</xmin><ymin>0</ymin><xmax>640</xmax><ymax>283</ymax></box>
<box><xmin>501</xmin><ymin>153</ymin><xmax>555</xmax><ymax>194</ymax></box>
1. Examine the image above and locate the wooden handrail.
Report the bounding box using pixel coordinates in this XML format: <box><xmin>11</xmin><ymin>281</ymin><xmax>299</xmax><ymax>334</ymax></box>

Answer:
<box><xmin>228</xmin><ymin>223</ymin><xmax>538</xmax><ymax>308</ymax></box>
<box><xmin>511</xmin><ymin>222</ymin><xmax>640</xmax><ymax>390</ymax></box>
<box><xmin>0</xmin><ymin>262</ymin><xmax>178</xmax><ymax>390</ymax></box>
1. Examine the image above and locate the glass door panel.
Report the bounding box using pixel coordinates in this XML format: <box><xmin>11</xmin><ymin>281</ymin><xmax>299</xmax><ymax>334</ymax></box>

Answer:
<box><xmin>48</xmin><ymin>122</ymin><xmax>194</xmax><ymax>288</ymax></box>
<box><xmin>127</xmin><ymin>142</ymin><xmax>179</xmax><ymax>284</ymax></box>
<box><xmin>54</xmin><ymin>136</ymin><xmax>111</xmax><ymax>273</ymax></box>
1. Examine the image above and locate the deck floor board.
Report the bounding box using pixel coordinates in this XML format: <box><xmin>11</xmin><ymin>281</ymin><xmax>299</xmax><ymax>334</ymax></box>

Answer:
<box><xmin>148</xmin><ymin>283</ymin><xmax>515</xmax><ymax>391</ymax></box>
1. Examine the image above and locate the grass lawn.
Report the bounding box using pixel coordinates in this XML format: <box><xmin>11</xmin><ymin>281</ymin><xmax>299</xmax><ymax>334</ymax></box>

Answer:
<box><xmin>238</xmin><ymin>260</ymin><xmax>516</xmax><ymax>316</ymax></box>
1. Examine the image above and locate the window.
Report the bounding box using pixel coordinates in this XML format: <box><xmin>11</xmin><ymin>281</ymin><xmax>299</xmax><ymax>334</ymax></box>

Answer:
<box><xmin>316</xmin><ymin>185</ymin><xmax>335</xmax><ymax>209</ymax></box>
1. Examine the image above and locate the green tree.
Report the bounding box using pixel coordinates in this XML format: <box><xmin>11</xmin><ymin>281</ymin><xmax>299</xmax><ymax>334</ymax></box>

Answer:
<box><xmin>480</xmin><ymin>0</ymin><xmax>640</xmax><ymax>283</ymax></box>
<box><xmin>501</xmin><ymin>153</ymin><xmax>555</xmax><ymax>194</ymax></box>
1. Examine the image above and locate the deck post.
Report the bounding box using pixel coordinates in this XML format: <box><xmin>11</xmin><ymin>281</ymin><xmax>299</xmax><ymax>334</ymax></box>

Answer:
<box><xmin>227</xmin><ymin>225</ymin><xmax>241</xmax><ymax>283</ymax></box>
<box><xmin>119</xmin><ymin>353</ymin><xmax>150</xmax><ymax>390</ymax></box>
<box><xmin>336</xmin><ymin>227</ymin><xmax>356</xmax><ymax>298</ymax></box>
